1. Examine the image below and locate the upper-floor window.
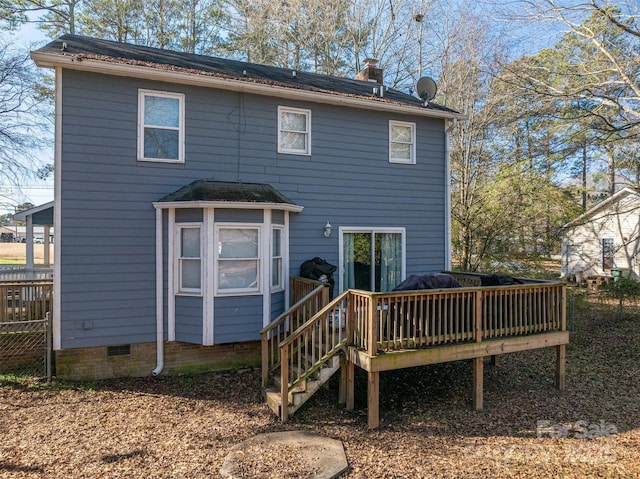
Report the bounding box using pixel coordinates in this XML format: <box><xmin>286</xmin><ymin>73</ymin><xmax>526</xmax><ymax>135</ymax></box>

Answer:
<box><xmin>278</xmin><ymin>106</ymin><xmax>311</xmax><ymax>155</ymax></box>
<box><xmin>176</xmin><ymin>224</ymin><xmax>202</xmax><ymax>295</ymax></box>
<box><xmin>138</xmin><ymin>89</ymin><xmax>185</xmax><ymax>163</ymax></box>
<box><xmin>389</xmin><ymin>120</ymin><xmax>416</xmax><ymax>164</ymax></box>
<box><xmin>216</xmin><ymin>225</ymin><xmax>260</xmax><ymax>295</ymax></box>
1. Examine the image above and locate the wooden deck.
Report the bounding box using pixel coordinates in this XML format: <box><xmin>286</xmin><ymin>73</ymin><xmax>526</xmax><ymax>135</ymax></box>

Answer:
<box><xmin>263</xmin><ymin>275</ymin><xmax>568</xmax><ymax>428</ymax></box>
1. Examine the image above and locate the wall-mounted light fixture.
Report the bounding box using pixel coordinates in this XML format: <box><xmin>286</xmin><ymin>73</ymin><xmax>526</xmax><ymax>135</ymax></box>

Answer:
<box><xmin>323</xmin><ymin>222</ymin><xmax>332</xmax><ymax>237</ymax></box>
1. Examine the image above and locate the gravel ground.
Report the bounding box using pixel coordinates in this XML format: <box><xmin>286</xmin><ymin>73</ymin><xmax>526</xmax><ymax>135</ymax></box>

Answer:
<box><xmin>1</xmin><ymin>294</ymin><xmax>639</xmax><ymax>478</ymax></box>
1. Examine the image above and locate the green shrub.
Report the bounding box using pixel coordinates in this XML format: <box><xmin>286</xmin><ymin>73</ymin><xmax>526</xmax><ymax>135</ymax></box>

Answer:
<box><xmin>602</xmin><ymin>277</ymin><xmax>640</xmax><ymax>318</ymax></box>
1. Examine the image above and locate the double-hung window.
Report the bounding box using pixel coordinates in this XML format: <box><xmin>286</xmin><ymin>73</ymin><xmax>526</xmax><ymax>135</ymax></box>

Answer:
<box><xmin>389</xmin><ymin>120</ymin><xmax>416</xmax><ymax>164</ymax></box>
<box><xmin>278</xmin><ymin>106</ymin><xmax>311</xmax><ymax>155</ymax></box>
<box><xmin>216</xmin><ymin>226</ymin><xmax>260</xmax><ymax>294</ymax></box>
<box><xmin>271</xmin><ymin>227</ymin><xmax>284</xmax><ymax>291</ymax></box>
<box><xmin>176</xmin><ymin>224</ymin><xmax>202</xmax><ymax>294</ymax></box>
<box><xmin>138</xmin><ymin>89</ymin><xmax>185</xmax><ymax>163</ymax></box>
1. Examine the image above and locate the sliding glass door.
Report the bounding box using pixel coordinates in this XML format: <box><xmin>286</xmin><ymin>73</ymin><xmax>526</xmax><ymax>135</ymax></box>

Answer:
<box><xmin>341</xmin><ymin>228</ymin><xmax>405</xmax><ymax>292</ymax></box>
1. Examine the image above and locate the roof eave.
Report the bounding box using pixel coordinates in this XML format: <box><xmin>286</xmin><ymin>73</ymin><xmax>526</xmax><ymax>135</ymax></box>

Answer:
<box><xmin>13</xmin><ymin>201</ymin><xmax>55</xmax><ymax>221</ymax></box>
<box><xmin>31</xmin><ymin>51</ymin><xmax>467</xmax><ymax>121</ymax></box>
<box><xmin>152</xmin><ymin>200</ymin><xmax>304</xmax><ymax>213</ymax></box>
<box><xmin>561</xmin><ymin>187</ymin><xmax>640</xmax><ymax>230</ymax></box>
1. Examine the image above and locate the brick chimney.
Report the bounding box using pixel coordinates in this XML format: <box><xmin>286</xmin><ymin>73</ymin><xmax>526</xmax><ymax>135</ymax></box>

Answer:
<box><xmin>356</xmin><ymin>58</ymin><xmax>383</xmax><ymax>84</ymax></box>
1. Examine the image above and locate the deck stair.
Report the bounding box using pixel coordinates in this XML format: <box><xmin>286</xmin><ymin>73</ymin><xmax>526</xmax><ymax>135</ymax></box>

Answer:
<box><xmin>261</xmin><ymin>281</ymin><xmax>347</xmax><ymax>422</ymax></box>
<box><xmin>264</xmin><ymin>354</ymin><xmax>341</xmax><ymax>418</ymax></box>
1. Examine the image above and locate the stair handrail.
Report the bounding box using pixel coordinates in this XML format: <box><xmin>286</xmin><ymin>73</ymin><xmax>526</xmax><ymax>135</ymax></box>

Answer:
<box><xmin>278</xmin><ymin>290</ymin><xmax>349</xmax><ymax>420</ymax></box>
<box><xmin>260</xmin><ymin>280</ymin><xmax>328</xmax><ymax>387</ymax></box>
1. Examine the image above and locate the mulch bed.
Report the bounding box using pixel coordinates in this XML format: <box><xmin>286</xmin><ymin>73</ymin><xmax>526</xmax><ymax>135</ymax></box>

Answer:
<box><xmin>1</xmin><ymin>291</ymin><xmax>638</xmax><ymax>478</ymax></box>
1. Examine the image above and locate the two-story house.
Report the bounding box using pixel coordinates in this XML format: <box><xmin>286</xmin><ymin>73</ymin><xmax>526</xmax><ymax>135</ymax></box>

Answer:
<box><xmin>31</xmin><ymin>35</ymin><xmax>465</xmax><ymax>380</ymax></box>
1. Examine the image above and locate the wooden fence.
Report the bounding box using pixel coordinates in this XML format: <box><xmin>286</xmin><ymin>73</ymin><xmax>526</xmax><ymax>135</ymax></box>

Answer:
<box><xmin>0</xmin><ymin>280</ymin><xmax>53</xmax><ymax>324</ymax></box>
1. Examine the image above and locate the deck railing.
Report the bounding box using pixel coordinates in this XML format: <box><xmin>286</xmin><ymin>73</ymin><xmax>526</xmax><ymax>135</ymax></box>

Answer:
<box><xmin>277</xmin><ymin>290</ymin><xmax>348</xmax><ymax>421</ymax></box>
<box><xmin>349</xmin><ymin>281</ymin><xmax>565</xmax><ymax>356</ymax></box>
<box><xmin>260</xmin><ymin>277</ymin><xmax>329</xmax><ymax>387</ymax></box>
<box><xmin>0</xmin><ymin>280</ymin><xmax>54</xmax><ymax>323</ymax></box>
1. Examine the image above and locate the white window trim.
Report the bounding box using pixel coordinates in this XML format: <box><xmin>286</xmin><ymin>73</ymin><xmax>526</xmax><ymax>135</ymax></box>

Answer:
<box><xmin>175</xmin><ymin>223</ymin><xmax>203</xmax><ymax>296</ymax></box>
<box><xmin>338</xmin><ymin>226</ymin><xmax>406</xmax><ymax>293</ymax></box>
<box><xmin>389</xmin><ymin>120</ymin><xmax>416</xmax><ymax>164</ymax></box>
<box><xmin>138</xmin><ymin>89</ymin><xmax>185</xmax><ymax>163</ymax></box>
<box><xmin>602</xmin><ymin>237</ymin><xmax>615</xmax><ymax>270</ymax></box>
<box><xmin>215</xmin><ymin>223</ymin><xmax>262</xmax><ymax>296</ymax></box>
<box><xmin>271</xmin><ymin>225</ymin><xmax>285</xmax><ymax>292</ymax></box>
<box><xmin>278</xmin><ymin>106</ymin><xmax>311</xmax><ymax>155</ymax></box>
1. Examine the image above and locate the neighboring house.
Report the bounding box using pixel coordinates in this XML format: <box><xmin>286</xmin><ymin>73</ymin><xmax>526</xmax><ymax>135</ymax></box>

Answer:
<box><xmin>561</xmin><ymin>187</ymin><xmax>640</xmax><ymax>280</ymax></box>
<box><xmin>31</xmin><ymin>35</ymin><xmax>464</xmax><ymax>380</ymax></box>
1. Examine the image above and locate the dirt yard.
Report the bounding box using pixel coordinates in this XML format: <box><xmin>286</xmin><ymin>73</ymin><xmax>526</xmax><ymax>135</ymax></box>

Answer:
<box><xmin>0</xmin><ymin>243</ymin><xmax>54</xmax><ymax>264</ymax></box>
<box><xmin>1</xmin><ymin>293</ymin><xmax>639</xmax><ymax>478</ymax></box>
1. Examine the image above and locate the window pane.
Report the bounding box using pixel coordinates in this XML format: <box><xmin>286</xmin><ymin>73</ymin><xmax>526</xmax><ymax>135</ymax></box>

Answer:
<box><xmin>391</xmin><ymin>124</ymin><xmax>411</xmax><ymax>142</ymax></box>
<box><xmin>272</xmin><ymin>258</ymin><xmax>282</xmax><ymax>287</ymax></box>
<box><xmin>144</xmin><ymin>128</ymin><xmax>179</xmax><ymax>159</ymax></box>
<box><xmin>181</xmin><ymin>259</ymin><xmax>201</xmax><ymax>289</ymax></box>
<box><xmin>344</xmin><ymin>231</ymin><xmax>402</xmax><ymax>292</ymax></box>
<box><xmin>181</xmin><ymin>228</ymin><xmax>200</xmax><ymax>258</ymax></box>
<box><xmin>377</xmin><ymin>233</ymin><xmax>402</xmax><ymax>292</ymax></box>
<box><xmin>145</xmin><ymin>96</ymin><xmax>179</xmax><ymax>127</ymax></box>
<box><xmin>390</xmin><ymin>143</ymin><xmax>411</xmax><ymax>160</ymax></box>
<box><xmin>219</xmin><ymin>229</ymin><xmax>258</xmax><ymax>258</ymax></box>
<box><xmin>272</xmin><ymin>229</ymin><xmax>282</xmax><ymax>256</ymax></box>
<box><xmin>281</xmin><ymin>111</ymin><xmax>306</xmax><ymax>132</ymax></box>
<box><xmin>280</xmin><ymin>132</ymin><xmax>306</xmax><ymax>151</ymax></box>
<box><xmin>219</xmin><ymin>260</ymin><xmax>258</xmax><ymax>289</ymax></box>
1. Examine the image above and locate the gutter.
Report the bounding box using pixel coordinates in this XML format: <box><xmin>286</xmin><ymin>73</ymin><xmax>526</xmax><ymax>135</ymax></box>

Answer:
<box><xmin>153</xmin><ymin>200</ymin><xmax>304</xmax><ymax>213</ymax></box>
<box><xmin>444</xmin><ymin>119</ymin><xmax>457</xmax><ymax>270</ymax></box>
<box><xmin>31</xmin><ymin>51</ymin><xmax>467</xmax><ymax>121</ymax></box>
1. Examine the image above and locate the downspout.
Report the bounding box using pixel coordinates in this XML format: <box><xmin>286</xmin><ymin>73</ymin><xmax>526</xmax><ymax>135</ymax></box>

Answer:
<box><xmin>444</xmin><ymin>119</ymin><xmax>457</xmax><ymax>270</ymax></box>
<box><xmin>152</xmin><ymin>207</ymin><xmax>164</xmax><ymax>376</ymax></box>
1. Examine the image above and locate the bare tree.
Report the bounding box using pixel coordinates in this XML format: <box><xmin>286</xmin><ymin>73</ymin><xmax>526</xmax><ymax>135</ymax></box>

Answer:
<box><xmin>513</xmin><ymin>0</ymin><xmax>640</xmax><ymax>133</ymax></box>
<box><xmin>0</xmin><ymin>42</ymin><xmax>52</xmax><ymax>210</ymax></box>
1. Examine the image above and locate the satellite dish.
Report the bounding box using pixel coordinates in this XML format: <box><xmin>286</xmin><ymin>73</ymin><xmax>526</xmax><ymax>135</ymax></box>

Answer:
<box><xmin>416</xmin><ymin>77</ymin><xmax>437</xmax><ymax>102</ymax></box>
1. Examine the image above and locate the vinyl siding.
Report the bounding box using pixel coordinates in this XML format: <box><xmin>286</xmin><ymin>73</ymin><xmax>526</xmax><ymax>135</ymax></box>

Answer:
<box><xmin>214</xmin><ymin>295</ymin><xmax>263</xmax><ymax>343</ymax></box>
<box><xmin>175</xmin><ymin>295</ymin><xmax>202</xmax><ymax>344</ymax></box>
<box><xmin>562</xmin><ymin>194</ymin><xmax>640</xmax><ymax>278</ymax></box>
<box><xmin>59</xmin><ymin>69</ymin><xmax>447</xmax><ymax>349</ymax></box>
<box><xmin>271</xmin><ymin>291</ymin><xmax>285</xmax><ymax>321</ymax></box>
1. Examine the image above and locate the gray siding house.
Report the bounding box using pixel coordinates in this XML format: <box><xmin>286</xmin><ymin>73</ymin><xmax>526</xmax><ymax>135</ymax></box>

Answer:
<box><xmin>31</xmin><ymin>35</ymin><xmax>464</xmax><ymax>379</ymax></box>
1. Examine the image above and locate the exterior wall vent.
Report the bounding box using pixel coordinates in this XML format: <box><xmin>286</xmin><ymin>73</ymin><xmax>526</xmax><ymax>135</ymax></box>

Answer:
<box><xmin>107</xmin><ymin>345</ymin><xmax>131</xmax><ymax>357</ymax></box>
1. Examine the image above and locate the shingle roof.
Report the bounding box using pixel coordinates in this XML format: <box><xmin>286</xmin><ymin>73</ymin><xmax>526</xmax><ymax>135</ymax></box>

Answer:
<box><xmin>158</xmin><ymin>180</ymin><xmax>298</xmax><ymax>206</ymax></box>
<box><xmin>32</xmin><ymin>35</ymin><xmax>461</xmax><ymax>117</ymax></box>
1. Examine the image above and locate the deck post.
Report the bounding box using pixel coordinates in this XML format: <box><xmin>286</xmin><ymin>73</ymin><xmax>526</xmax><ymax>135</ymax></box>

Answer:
<box><xmin>556</xmin><ymin>344</ymin><xmax>566</xmax><ymax>390</ymax></box>
<box><xmin>473</xmin><ymin>356</ymin><xmax>483</xmax><ymax>410</ymax></box>
<box><xmin>280</xmin><ymin>347</ymin><xmax>289</xmax><ymax>423</ymax></box>
<box><xmin>366</xmin><ymin>296</ymin><xmax>377</xmax><ymax>356</ymax></box>
<box><xmin>338</xmin><ymin>357</ymin><xmax>347</xmax><ymax>405</ymax></box>
<box><xmin>346</xmin><ymin>360</ymin><xmax>355</xmax><ymax>411</ymax></box>
<box><xmin>474</xmin><ymin>290</ymin><xmax>483</xmax><ymax>343</ymax></box>
<box><xmin>367</xmin><ymin>371</ymin><xmax>380</xmax><ymax>429</ymax></box>
<box><xmin>261</xmin><ymin>332</ymin><xmax>268</xmax><ymax>388</ymax></box>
